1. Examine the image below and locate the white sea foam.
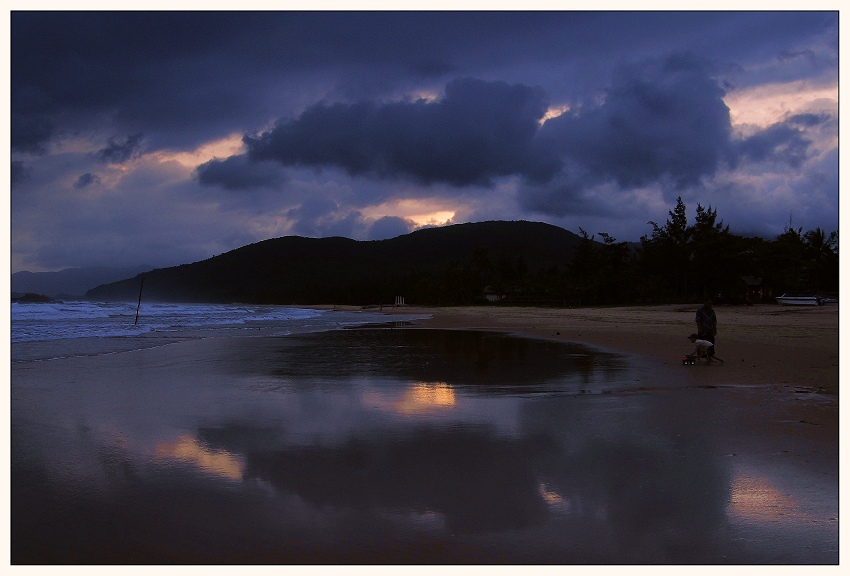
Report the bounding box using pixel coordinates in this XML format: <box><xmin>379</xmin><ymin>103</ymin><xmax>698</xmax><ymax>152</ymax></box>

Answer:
<box><xmin>10</xmin><ymin>301</ymin><xmax>327</xmax><ymax>342</ymax></box>
<box><xmin>10</xmin><ymin>301</ymin><xmax>430</xmax><ymax>361</ymax></box>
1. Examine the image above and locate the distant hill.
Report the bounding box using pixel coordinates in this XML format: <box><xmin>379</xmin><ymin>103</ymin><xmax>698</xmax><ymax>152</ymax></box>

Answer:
<box><xmin>12</xmin><ymin>265</ymin><xmax>153</xmax><ymax>298</ymax></box>
<box><xmin>85</xmin><ymin>221</ymin><xmax>585</xmax><ymax>306</ymax></box>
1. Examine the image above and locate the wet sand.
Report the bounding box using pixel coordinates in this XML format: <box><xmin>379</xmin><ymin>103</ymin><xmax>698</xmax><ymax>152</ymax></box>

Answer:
<box><xmin>333</xmin><ymin>303</ymin><xmax>840</xmax><ymax>390</ymax></box>
<box><xmin>315</xmin><ymin>303</ymin><xmax>840</xmax><ymax>560</ymax></box>
<box><xmin>10</xmin><ymin>303</ymin><xmax>840</xmax><ymax>563</ymax></box>
<box><xmin>339</xmin><ymin>302</ymin><xmax>840</xmax><ymax>426</ymax></box>
<box><xmin>339</xmin><ymin>302</ymin><xmax>842</xmax><ymax>561</ymax></box>
<box><xmin>463</xmin><ymin>303</ymin><xmax>837</xmax><ymax>436</ymax></box>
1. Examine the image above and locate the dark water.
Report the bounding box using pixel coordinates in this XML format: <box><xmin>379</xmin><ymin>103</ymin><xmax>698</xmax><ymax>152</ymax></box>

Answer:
<box><xmin>10</xmin><ymin>328</ymin><xmax>838</xmax><ymax>564</ymax></box>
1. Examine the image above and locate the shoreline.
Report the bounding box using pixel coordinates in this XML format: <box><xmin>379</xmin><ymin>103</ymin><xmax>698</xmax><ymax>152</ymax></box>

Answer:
<box><xmin>320</xmin><ymin>302</ymin><xmax>840</xmax><ymax>448</ymax></box>
<box><xmin>11</xmin><ymin>301</ymin><xmax>840</xmax><ymax>563</ymax></box>
<box><xmin>318</xmin><ymin>303</ymin><xmax>839</xmax><ymax>393</ymax></box>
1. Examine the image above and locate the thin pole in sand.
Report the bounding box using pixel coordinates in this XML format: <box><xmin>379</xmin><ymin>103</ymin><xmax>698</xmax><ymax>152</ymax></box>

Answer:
<box><xmin>134</xmin><ymin>277</ymin><xmax>144</xmax><ymax>325</ymax></box>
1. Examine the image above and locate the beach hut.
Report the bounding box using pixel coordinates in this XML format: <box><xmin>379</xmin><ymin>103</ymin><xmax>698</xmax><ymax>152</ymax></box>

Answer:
<box><xmin>483</xmin><ymin>286</ymin><xmax>505</xmax><ymax>302</ymax></box>
<box><xmin>740</xmin><ymin>276</ymin><xmax>764</xmax><ymax>303</ymax></box>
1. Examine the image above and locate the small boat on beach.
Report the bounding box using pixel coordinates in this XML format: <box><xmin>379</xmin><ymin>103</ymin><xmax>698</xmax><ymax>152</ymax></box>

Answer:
<box><xmin>775</xmin><ymin>294</ymin><xmax>823</xmax><ymax>306</ymax></box>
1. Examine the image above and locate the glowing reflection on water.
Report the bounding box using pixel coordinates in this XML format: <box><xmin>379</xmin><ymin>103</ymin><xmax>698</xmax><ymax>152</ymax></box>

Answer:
<box><xmin>154</xmin><ymin>435</ymin><xmax>244</xmax><ymax>481</ymax></box>
<box><xmin>362</xmin><ymin>381</ymin><xmax>457</xmax><ymax>415</ymax></box>
<box><xmin>10</xmin><ymin>328</ymin><xmax>838</xmax><ymax>564</ymax></box>
<box><xmin>538</xmin><ymin>482</ymin><xmax>571</xmax><ymax>515</ymax></box>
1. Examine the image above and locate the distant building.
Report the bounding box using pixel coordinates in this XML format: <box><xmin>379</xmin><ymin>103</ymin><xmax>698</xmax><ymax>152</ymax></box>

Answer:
<box><xmin>483</xmin><ymin>286</ymin><xmax>505</xmax><ymax>302</ymax></box>
<box><xmin>740</xmin><ymin>276</ymin><xmax>763</xmax><ymax>302</ymax></box>
<box><xmin>715</xmin><ymin>276</ymin><xmax>764</xmax><ymax>304</ymax></box>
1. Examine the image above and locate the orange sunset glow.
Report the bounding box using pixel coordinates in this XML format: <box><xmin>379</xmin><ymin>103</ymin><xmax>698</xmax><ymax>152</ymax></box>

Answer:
<box><xmin>154</xmin><ymin>435</ymin><xmax>244</xmax><ymax>481</ymax></box>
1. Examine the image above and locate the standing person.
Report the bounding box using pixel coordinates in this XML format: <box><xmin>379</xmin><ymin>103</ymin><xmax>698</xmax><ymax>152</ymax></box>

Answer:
<box><xmin>695</xmin><ymin>298</ymin><xmax>717</xmax><ymax>360</ymax></box>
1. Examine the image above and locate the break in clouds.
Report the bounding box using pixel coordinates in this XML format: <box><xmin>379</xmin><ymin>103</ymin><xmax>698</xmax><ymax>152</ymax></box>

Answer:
<box><xmin>198</xmin><ymin>54</ymin><xmax>822</xmax><ymax>219</ymax></box>
<box><xmin>10</xmin><ymin>11</ymin><xmax>838</xmax><ymax>271</ymax></box>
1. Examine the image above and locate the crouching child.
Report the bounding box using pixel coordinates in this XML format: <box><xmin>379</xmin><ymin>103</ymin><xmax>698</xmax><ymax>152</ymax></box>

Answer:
<box><xmin>687</xmin><ymin>333</ymin><xmax>724</xmax><ymax>364</ymax></box>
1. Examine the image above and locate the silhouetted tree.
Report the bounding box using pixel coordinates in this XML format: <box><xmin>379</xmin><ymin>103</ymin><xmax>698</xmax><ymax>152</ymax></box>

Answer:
<box><xmin>568</xmin><ymin>228</ymin><xmax>599</xmax><ymax>305</ymax></box>
<box><xmin>596</xmin><ymin>232</ymin><xmax>634</xmax><ymax>303</ymax></box>
<box><xmin>639</xmin><ymin>197</ymin><xmax>692</xmax><ymax>301</ymax></box>
<box><xmin>764</xmin><ymin>226</ymin><xmax>807</xmax><ymax>295</ymax></box>
<box><xmin>803</xmin><ymin>228</ymin><xmax>839</xmax><ymax>292</ymax></box>
<box><xmin>636</xmin><ymin>197</ymin><xmax>758</xmax><ymax>302</ymax></box>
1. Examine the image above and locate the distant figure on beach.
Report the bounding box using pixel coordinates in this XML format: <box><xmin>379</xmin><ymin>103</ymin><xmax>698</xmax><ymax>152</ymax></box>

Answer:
<box><xmin>695</xmin><ymin>298</ymin><xmax>718</xmax><ymax>360</ymax></box>
<box><xmin>687</xmin><ymin>333</ymin><xmax>724</xmax><ymax>364</ymax></box>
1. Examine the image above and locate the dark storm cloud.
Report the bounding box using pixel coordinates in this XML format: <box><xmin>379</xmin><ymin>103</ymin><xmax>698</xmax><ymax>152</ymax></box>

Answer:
<box><xmin>516</xmin><ymin>176</ymin><xmax>596</xmax><ymax>218</ymax></box>
<box><xmin>736</xmin><ymin>124</ymin><xmax>811</xmax><ymax>169</ymax></box>
<box><xmin>73</xmin><ymin>173</ymin><xmax>101</xmax><ymax>189</ymax></box>
<box><xmin>285</xmin><ymin>196</ymin><xmax>354</xmax><ymax>238</ymax></box>
<box><xmin>195</xmin><ymin>156</ymin><xmax>286</xmax><ymax>190</ymax></box>
<box><xmin>11</xmin><ymin>161</ymin><xmax>30</xmax><ymax>186</ymax></box>
<box><xmin>8</xmin><ymin>12</ymin><xmax>570</xmax><ymax>153</ymax></box>
<box><xmin>367</xmin><ymin>216</ymin><xmax>416</xmax><ymax>241</ymax></box>
<box><xmin>282</xmin><ymin>196</ymin><xmax>413</xmax><ymax>240</ymax></box>
<box><xmin>786</xmin><ymin>112</ymin><xmax>831</xmax><ymax>127</ymax></box>
<box><xmin>734</xmin><ymin>111</ymin><xmax>831</xmax><ymax>169</ymax></box>
<box><xmin>245</xmin><ymin>78</ymin><xmax>550</xmax><ymax>187</ymax></box>
<box><xmin>11</xmin><ymin>12</ymin><xmax>835</xmax><ymax>154</ymax></box>
<box><xmin>236</xmin><ymin>54</ymin><xmax>739</xmax><ymax>206</ymax></box>
<box><xmin>536</xmin><ymin>53</ymin><xmax>734</xmax><ymax>191</ymax></box>
<box><xmin>11</xmin><ymin>12</ymin><xmax>284</xmax><ymax>151</ymax></box>
<box><xmin>10</xmin><ymin>94</ymin><xmax>55</xmax><ymax>155</ymax></box>
<box><xmin>97</xmin><ymin>133</ymin><xmax>144</xmax><ymax>164</ymax></box>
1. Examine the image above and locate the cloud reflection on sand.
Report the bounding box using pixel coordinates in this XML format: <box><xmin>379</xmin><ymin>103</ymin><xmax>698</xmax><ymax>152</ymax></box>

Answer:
<box><xmin>10</xmin><ymin>328</ymin><xmax>838</xmax><ymax>563</ymax></box>
<box><xmin>362</xmin><ymin>381</ymin><xmax>457</xmax><ymax>416</ymax></box>
<box><xmin>154</xmin><ymin>435</ymin><xmax>244</xmax><ymax>481</ymax></box>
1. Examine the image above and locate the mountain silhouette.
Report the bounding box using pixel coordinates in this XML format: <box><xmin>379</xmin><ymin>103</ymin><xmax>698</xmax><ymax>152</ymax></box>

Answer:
<box><xmin>12</xmin><ymin>265</ymin><xmax>153</xmax><ymax>298</ymax></box>
<box><xmin>84</xmin><ymin>221</ymin><xmax>584</xmax><ymax>305</ymax></box>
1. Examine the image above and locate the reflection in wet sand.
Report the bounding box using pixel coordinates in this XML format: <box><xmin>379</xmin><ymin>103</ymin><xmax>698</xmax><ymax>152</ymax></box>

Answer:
<box><xmin>538</xmin><ymin>482</ymin><xmax>570</xmax><ymax>514</ymax></box>
<box><xmin>363</xmin><ymin>381</ymin><xmax>457</xmax><ymax>415</ymax></box>
<box><xmin>257</xmin><ymin>328</ymin><xmax>632</xmax><ymax>393</ymax></box>
<box><xmin>154</xmin><ymin>435</ymin><xmax>244</xmax><ymax>481</ymax></box>
<box><xmin>10</xmin><ymin>328</ymin><xmax>838</xmax><ymax>564</ymax></box>
<box><xmin>728</xmin><ymin>475</ymin><xmax>803</xmax><ymax>522</ymax></box>
<box><xmin>401</xmin><ymin>382</ymin><xmax>456</xmax><ymax>412</ymax></box>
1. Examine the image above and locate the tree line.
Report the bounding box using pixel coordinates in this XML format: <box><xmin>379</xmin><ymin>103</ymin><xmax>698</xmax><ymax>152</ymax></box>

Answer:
<box><xmin>444</xmin><ymin>197</ymin><xmax>838</xmax><ymax>306</ymax></box>
<box><xmin>84</xmin><ymin>210</ymin><xmax>836</xmax><ymax>307</ymax></box>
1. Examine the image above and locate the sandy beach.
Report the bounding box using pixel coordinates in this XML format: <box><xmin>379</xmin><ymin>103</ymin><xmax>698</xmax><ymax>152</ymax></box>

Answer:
<box><xmin>11</xmin><ymin>302</ymin><xmax>840</xmax><ymax>563</ymax></box>
<box><xmin>343</xmin><ymin>302</ymin><xmax>841</xmax><ymax>392</ymax></box>
<box><xmin>328</xmin><ymin>304</ymin><xmax>841</xmax><ymax>483</ymax></box>
<box><xmin>371</xmin><ymin>301</ymin><xmax>841</xmax><ymax>446</ymax></box>
<box><xmin>398</xmin><ymin>303</ymin><xmax>840</xmax><ymax>557</ymax></box>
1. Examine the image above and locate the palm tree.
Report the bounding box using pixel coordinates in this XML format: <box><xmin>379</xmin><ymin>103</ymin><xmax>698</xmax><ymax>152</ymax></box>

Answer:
<box><xmin>802</xmin><ymin>228</ymin><xmax>838</xmax><ymax>292</ymax></box>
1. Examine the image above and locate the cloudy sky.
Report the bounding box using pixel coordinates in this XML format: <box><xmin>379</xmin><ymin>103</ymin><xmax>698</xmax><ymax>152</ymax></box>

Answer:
<box><xmin>8</xmin><ymin>8</ymin><xmax>839</xmax><ymax>272</ymax></box>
